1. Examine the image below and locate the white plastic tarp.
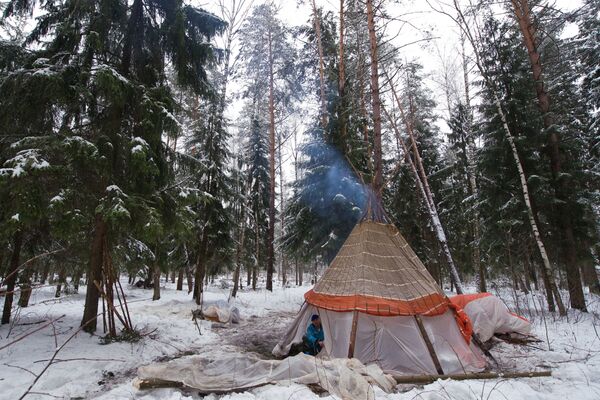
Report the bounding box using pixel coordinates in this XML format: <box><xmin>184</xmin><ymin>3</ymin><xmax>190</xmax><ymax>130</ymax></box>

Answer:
<box><xmin>136</xmin><ymin>351</ymin><xmax>396</xmax><ymax>399</ymax></box>
<box><xmin>462</xmin><ymin>296</ymin><xmax>532</xmax><ymax>342</ymax></box>
<box><xmin>202</xmin><ymin>299</ymin><xmax>241</xmax><ymax>324</ymax></box>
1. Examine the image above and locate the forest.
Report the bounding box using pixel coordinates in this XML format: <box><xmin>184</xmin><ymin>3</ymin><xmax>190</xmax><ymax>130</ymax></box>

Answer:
<box><xmin>0</xmin><ymin>0</ymin><xmax>599</xmax><ymax>399</ymax></box>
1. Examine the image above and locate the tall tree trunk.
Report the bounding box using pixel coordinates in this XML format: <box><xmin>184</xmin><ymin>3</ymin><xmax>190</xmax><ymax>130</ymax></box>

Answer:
<box><xmin>2</xmin><ymin>230</ymin><xmax>23</xmax><ymax>324</ymax></box>
<box><xmin>247</xmin><ymin>263</ymin><xmax>251</xmax><ymax>287</ymax></box>
<box><xmin>311</xmin><ymin>0</ymin><xmax>328</xmax><ymax>129</ymax></box>
<box><xmin>338</xmin><ymin>0</ymin><xmax>347</xmax><ymax>141</ymax></box>
<box><xmin>152</xmin><ymin>257</ymin><xmax>161</xmax><ymax>301</ymax></box>
<box><xmin>511</xmin><ymin>0</ymin><xmax>586</xmax><ymax>311</ymax></box>
<box><xmin>194</xmin><ymin>235</ymin><xmax>208</xmax><ymax>305</ymax></box>
<box><xmin>177</xmin><ymin>268</ymin><xmax>184</xmax><ymax>291</ymax></box>
<box><xmin>452</xmin><ymin>2</ymin><xmax>566</xmax><ymax>315</ymax></box>
<box><xmin>253</xmin><ymin>210</ymin><xmax>259</xmax><ymax>291</ymax></box>
<box><xmin>461</xmin><ymin>34</ymin><xmax>485</xmax><ymax>292</ymax></box>
<box><xmin>72</xmin><ymin>269</ymin><xmax>81</xmax><ymax>293</ymax></box>
<box><xmin>266</xmin><ymin>27</ymin><xmax>276</xmax><ymax>292</ymax></box>
<box><xmin>581</xmin><ymin>242</ymin><xmax>600</xmax><ymax>295</ymax></box>
<box><xmin>385</xmin><ymin>77</ymin><xmax>464</xmax><ymax>294</ymax></box>
<box><xmin>232</xmin><ymin>188</ymin><xmax>246</xmax><ymax>298</ymax></box>
<box><xmin>278</xmin><ymin>130</ymin><xmax>287</xmax><ymax>288</ymax></box>
<box><xmin>366</xmin><ymin>0</ymin><xmax>383</xmax><ymax>197</ymax></box>
<box><xmin>18</xmin><ymin>262</ymin><xmax>34</xmax><ymax>308</ymax></box>
<box><xmin>40</xmin><ymin>261</ymin><xmax>49</xmax><ymax>284</ymax></box>
<box><xmin>55</xmin><ymin>266</ymin><xmax>66</xmax><ymax>298</ymax></box>
<box><xmin>81</xmin><ymin>215</ymin><xmax>107</xmax><ymax>332</ymax></box>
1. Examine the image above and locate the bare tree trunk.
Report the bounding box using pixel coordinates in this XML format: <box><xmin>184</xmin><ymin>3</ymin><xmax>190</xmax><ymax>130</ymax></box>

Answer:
<box><xmin>183</xmin><ymin>244</ymin><xmax>193</xmax><ymax>294</ymax></box>
<box><xmin>176</xmin><ymin>269</ymin><xmax>184</xmax><ymax>291</ymax></box>
<box><xmin>18</xmin><ymin>262</ymin><xmax>34</xmax><ymax>308</ymax></box>
<box><xmin>338</xmin><ymin>0</ymin><xmax>347</xmax><ymax>141</ymax></box>
<box><xmin>581</xmin><ymin>242</ymin><xmax>600</xmax><ymax>295</ymax></box>
<box><xmin>277</xmin><ymin>129</ymin><xmax>287</xmax><ymax>288</ymax></box>
<box><xmin>72</xmin><ymin>269</ymin><xmax>81</xmax><ymax>293</ymax></box>
<box><xmin>40</xmin><ymin>261</ymin><xmax>49</xmax><ymax>284</ymax></box>
<box><xmin>253</xmin><ymin>209</ymin><xmax>259</xmax><ymax>291</ymax></box>
<box><xmin>511</xmin><ymin>0</ymin><xmax>586</xmax><ymax>311</ymax></box>
<box><xmin>81</xmin><ymin>215</ymin><xmax>107</xmax><ymax>332</ymax></box>
<box><xmin>152</xmin><ymin>258</ymin><xmax>161</xmax><ymax>301</ymax></box>
<box><xmin>450</xmin><ymin>1</ymin><xmax>566</xmax><ymax>315</ymax></box>
<box><xmin>2</xmin><ymin>230</ymin><xmax>23</xmax><ymax>324</ymax></box>
<box><xmin>55</xmin><ymin>267</ymin><xmax>66</xmax><ymax>298</ymax></box>
<box><xmin>194</xmin><ymin>235</ymin><xmax>208</xmax><ymax>305</ymax></box>
<box><xmin>266</xmin><ymin>27</ymin><xmax>276</xmax><ymax>292</ymax></box>
<box><xmin>247</xmin><ymin>263</ymin><xmax>251</xmax><ymax>287</ymax></box>
<box><xmin>460</xmin><ymin>34</ymin><xmax>484</xmax><ymax>292</ymax></box>
<box><xmin>311</xmin><ymin>0</ymin><xmax>328</xmax><ymax>129</ymax></box>
<box><xmin>232</xmin><ymin>185</ymin><xmax>247</xmax><ymax>298</ymax></box>
<box><xmin>385</xmin><ymin>76</ymin><xmax>464</xmax><ymax>294</ymax></box>
<box><xmin>366</xmin><ymin>0</ymin><xmax>383</xmax><ymax>197</ymax></box>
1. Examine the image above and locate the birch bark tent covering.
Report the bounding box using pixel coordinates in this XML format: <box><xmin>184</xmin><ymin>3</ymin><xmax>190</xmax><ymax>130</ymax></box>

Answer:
<box><xmin>274</xmin><ymin>205</ymin><xmax>486</xmax><ymax>375</ymax></box>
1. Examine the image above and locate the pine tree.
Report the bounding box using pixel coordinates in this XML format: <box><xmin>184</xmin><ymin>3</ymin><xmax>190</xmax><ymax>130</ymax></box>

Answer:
<box><xmin>238</xmin><ymin>4</ymin><xmax>296</xmax><ymax>290</ymax></box>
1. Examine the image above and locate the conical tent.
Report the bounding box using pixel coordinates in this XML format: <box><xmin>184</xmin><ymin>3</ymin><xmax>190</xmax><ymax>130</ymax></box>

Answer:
<box><xmin>274</xmin><ymin>210</ymin><xmax>486</xmax><ymax>375</ymax></box>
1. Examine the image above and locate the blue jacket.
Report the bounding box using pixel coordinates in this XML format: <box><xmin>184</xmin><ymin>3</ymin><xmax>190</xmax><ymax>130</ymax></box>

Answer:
<box><xmin>306</xmin><ymin>323</ymin><xmax>324</xmax><ymax>345</ymax></box>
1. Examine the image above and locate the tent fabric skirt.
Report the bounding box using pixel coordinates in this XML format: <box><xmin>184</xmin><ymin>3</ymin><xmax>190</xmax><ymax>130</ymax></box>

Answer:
<box><xmin>273</xmin><ymin>303</ymin><xmax>486</xmax><ymax>375</ymax></box>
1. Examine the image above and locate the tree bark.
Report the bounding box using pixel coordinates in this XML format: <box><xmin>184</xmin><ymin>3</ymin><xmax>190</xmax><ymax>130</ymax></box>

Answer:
<box><xmin>55</xmin><ymin>267</ymin><xmax>66</xmax><ymax>298</ymax></box>
<box><xmin>581</xmin><ymin>243</ymin><xmax>600</xmax><ymax>295</ymax></box>
<box><xmin>266</xmin><ymin>26</ymin><xmax>276</xmax><ymax>292</ymax></box>
<box><xmin>338</xmin><ymin>0</ymin><xmax>347</xmax><ymax>141</ymax></box>
<box><xmin>152</xmin><ymin>258</ymin><xmax>161</xmax><ymax>301</ymax></box>
<box><xmin>311</xmin><ymin>0</ymin><xmax>328</xmax><ymax>130</ymax></box>
<box><xmin>177</xmin><ymin>269</ymin><xmax>184</xmax><ymax>291</ymax></box>
<box><xmin>18</xmin><ymin>262</ymin><xmax>34</xmax><ymax>308</ymax></box>
<box><xmin>511</xmin><ymin>0</ymin><xmax>586</xmax><ymax>311</ymax></box>
<box><xmin>2</xmin><ymin>230</ymin><xmax>23</xmax><ymax>324</ymax></box>
<box><xmin>385</xmin><ymin>76</ymin><xmax>464</xmax><ymax>294</ymax></box>
<box><xmin>194</xmin><ymin>235</ymin><xmax>208</xmax><ymax>305</ymax></box>
<box><xmin>366</xmin><ymin>0</ymin><xmax>383</xmax><ymax>197</ymax></box>
<box><xmin>81</xmin><ymin>215</ymin><xmax>107</xmax><ymax>332</ymax></box>
<box><xmin>460</xmin><ymin>34</ymin><xmax>485</xmax><ymax>292</ymax></box>
<box><xmin>232</xmin><ymin>187</ymin><xmax>246</xmax><ymax>298</ymax></box>
<box><xmin>40</xmin><ymin>261</ymin><xmax>49</xmax><ymax>284</ymax></box>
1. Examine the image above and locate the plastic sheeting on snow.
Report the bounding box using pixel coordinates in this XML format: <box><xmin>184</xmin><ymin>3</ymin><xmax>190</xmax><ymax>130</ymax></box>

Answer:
<box><xmin>273</xmin><ymin>304</ymin><xmax>486</xmax><ymax>375</ymax></box>
<box><xmin>202</xmin><ymin>299</ymin><xmax>241</xmax><ymax>324</ymax></box>
<box><xmin>136</xmin><ymin>350</ymin><xmax>396</xmax><ymax>399</ymax></box>
<box><xmin>449</xmin><ymin>293</ymin><xmax>532</xmax><ymax>342</ymax></box>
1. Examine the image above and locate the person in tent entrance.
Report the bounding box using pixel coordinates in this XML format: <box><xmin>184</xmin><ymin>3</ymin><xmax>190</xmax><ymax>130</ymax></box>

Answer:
<box><xmin>304</xmin><ymin>314</ymin><xmax>325</xmax><ymax>355</ymax></box>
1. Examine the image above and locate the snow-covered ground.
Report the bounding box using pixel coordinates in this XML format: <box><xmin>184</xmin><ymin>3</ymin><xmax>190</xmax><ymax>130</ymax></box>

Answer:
<box><xmin>1</xmin><ymin>278</ymin><xmax>599</xmax><ymax>400</ymax></box>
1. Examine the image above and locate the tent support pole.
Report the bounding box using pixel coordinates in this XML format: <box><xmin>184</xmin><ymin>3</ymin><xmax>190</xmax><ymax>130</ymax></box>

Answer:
<box><xmin>414</xmin><ymin>315</ymin><xmax>444</xmax><ymax>375</ymax></box>
<box><xmin>347</xmin><ymin>310</ymin><xmax>359</xmax><ymax>358</ymax></box>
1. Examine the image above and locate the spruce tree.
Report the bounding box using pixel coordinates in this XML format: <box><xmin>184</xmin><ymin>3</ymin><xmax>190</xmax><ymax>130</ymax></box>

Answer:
<box><xmin>0</xmin><ymin>0</ymin><xmax>226</xmax><ymax>332</ymax></box>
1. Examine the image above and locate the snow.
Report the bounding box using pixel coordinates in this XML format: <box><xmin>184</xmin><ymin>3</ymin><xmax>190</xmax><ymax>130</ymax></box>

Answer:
<box><xmin>131</xmin><ymin>145</ymin><xmax>145</xmax><ymax>154</ymax></box>
<box><xmin>106</xmin><ymin>185</ymin><xmax>126</xmax><ymax>196</ymax></box>
<box><xmin>0</xmin><ymin>149</ymin><xmax>51</xmax><ymax>178</ymax></box>
<box><xmin>1</xmin><ymin>279</ymin><xmax>599</xmax><ymax>400</ymax></box>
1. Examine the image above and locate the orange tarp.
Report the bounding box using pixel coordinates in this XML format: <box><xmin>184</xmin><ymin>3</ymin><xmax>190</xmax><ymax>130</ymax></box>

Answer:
<box><xmin>450</xmin><ymin>292</ymin><xmax>530</xmax><ymax>323</ymax></box>
<box><xmin>448</xmin><ymin>292</ymin><xmax>492</xmax><ymax>310</ymax></box>
<box><xmin>305</xmin><ymin>289</ymin><xmax>473</xmax><ymax>343</ymax></box>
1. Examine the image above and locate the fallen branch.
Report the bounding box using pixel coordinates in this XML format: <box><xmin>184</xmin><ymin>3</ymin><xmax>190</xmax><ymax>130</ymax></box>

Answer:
<box><xmin>0</xmin><ymin>315</ymin><xmax>66</xmax><ymax>351</ymax></box>
<box><xmin>33</xmin><ymin>357</ymin><xmax>125</xmax><ymax>364</ymax></box>
<box><xmin>133</xmin><ymin>378</ymin><xmax>266</xmax><ymax>394</ymax></box>
<box><xmin>18</xmin><ymin>313</ymin><xmax>102</xmax><ymax>400</ymax></box>
<box><xmin>392</xmin><ymin>370</ymin><xmax>551</xmax><ymax>384</ymax></box>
